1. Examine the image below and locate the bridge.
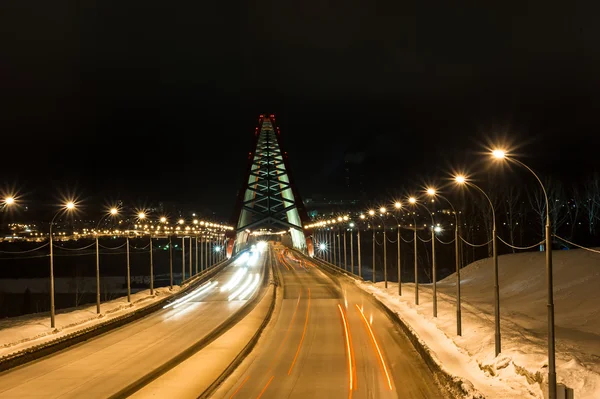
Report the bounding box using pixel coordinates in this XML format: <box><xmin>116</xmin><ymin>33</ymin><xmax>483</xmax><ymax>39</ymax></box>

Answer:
<box><xmin>0</xmin><ymin>115</ymin><xmax>578</xmax><ymax>399</ymax></box>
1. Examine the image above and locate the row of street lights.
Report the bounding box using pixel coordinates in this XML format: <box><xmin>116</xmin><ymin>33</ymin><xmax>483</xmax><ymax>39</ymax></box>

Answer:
<box><xmin>306</xmin><ymin>149</ymin><xmax>559</xmax><ymax>399</ymax></box>
<box><xmin>1</xmin><ymin>200</ymin><xmax>228</xmax><ymax>329</ymax></box>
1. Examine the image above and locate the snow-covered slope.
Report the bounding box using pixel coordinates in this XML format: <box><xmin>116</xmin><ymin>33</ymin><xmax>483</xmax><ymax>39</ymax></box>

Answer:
<box><xmin>359</xmin><ymin>247</ymin><xmax>600</xmax><ymax>398</ymax></box>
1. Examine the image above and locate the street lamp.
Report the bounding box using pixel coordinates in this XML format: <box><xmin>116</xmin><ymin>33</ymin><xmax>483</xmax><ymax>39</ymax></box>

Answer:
<box><xmin>490</xmin><ymin>149</ymin><xmax>557</xmax><ymax>398</ymax></box>
<box><xmin>390</xmin><ymin>201</ymin><xmax>405</xmax><ymax>296</ymax></box>
<box><xmin>49</xmin><ymin>201</ymin><xmax>77</xmax><ymax>327</ymax></box>
<box><xmin>408</xmin><ymin>196</ymin><xmax>437</xmax><ymax>314</ymax></box>
<box><xmin>427</xmin><ymin>188</ymin><xmax>462</xmax><ymax>334</ymax></box>
<box><xmin>455</xmin><ymin>174</ymin><xmax>501</xmax><ymax>355</ymax></box>
<box><xmin>3</xmin><ymin>196</ymin><xmax>15</xmax><ymax>206</ymax></box>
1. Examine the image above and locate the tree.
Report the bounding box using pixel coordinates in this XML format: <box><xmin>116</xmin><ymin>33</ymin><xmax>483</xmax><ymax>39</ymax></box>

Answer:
<box><xmin>583</xmin><ymin>174</ymin><xmax>600</xmax><ymax>235</ymax></box>
<box><xmin>527</xmin><ymin>177</ymin><xmax>569</xmax><ymax>250</ymax></box>
<box><xmin>502</xmin><ymin>186</ymin><xmax>522</xmax><ymax>253</ymax></box>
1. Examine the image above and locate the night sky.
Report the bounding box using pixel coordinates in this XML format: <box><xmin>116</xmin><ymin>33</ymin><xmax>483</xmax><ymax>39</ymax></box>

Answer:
<box><xmin>2</xmin><ymin>2</ymin><xmax>599</xmax><ymax>219</ymax></box>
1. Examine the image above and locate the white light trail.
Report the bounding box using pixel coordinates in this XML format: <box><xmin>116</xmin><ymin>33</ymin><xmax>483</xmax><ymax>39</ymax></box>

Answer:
<box><xmin>173</xmin><ymin>281</ymin><xmax>217</xmax><ymax>309</ymax></box>
<box><xmin>238</xmin><ymin>273</ymin><xmax>260</xmax><ymax>300</ymax></box>
<box><xmin>220</xmin><ymin>267</ymin><xmax>248</xmax><ymax>292</ymax></box>
<box><xmin>247</xmin><ymin>252</ymin><xmax>259</xmax><ymax>267</ymax></box>
<box><xmin>163</xmin><ymin>280</ymin><xmax>215</xmax><ymax>309</ymax></box>
<box><xmin>234</xmin><ymin>252</ymin><xmax>250</xmax><ymax>266</ymax></box>
<box><xmin>228</xmin><ymin>274</ymin><xmax>254</xmax><ymax>301</ymax></box>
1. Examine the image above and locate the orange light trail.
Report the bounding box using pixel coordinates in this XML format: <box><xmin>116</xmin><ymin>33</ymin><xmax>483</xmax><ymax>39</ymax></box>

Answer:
<box><xmin>355</xmin><ymin>304</ymin><xmax>393</xmax><ymax>390</ymax></box>
<box><xmin>288</xmin><ymin>288</ymin><xmax>310</xmax><ymax>375</ymax></box>
<box><xmin>256</xmin><ymin>375</ymin><xmax>274</xmax><ymax>399</ymax></box>
<box><xmin>229</xmin><ymin>375</ymin><xmax>250</xmax><ymax>399</ymax></box>
<box><xmin>338</xmin><ymin>304</ymin><xmax>355</xmax><ymax>395</ymax></box>
<box><xmin>268</xmin><ymin>290</ymin><xmax>302</xmax><ymax>370</ymax></box>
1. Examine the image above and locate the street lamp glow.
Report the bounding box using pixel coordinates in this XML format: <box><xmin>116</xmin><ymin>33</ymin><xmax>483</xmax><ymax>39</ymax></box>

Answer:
<box><xmin>492</xmin><ymin>149</ymin><xmax>506</xmax><ymax>159</ymax></box>
<box><xmin>337</xmin><ymin>217</ymin><xmax>343</xmax><ymax>222</ymax></box>
<box><xmin>408</xmin><ymin>197</ymin><xmax>416</xmax><ymax>204</ymax></box>
<box><xmin>360</xmin><ymin>214</ymin><xmax>365</xmax><ymax>219</ymax></box>
<box><xmin>110</xmin><ymin>208</ymin><xmax>118</xmax><ymax>215</ymax></box>
<box><xmin>379</xmin><ymin>207</ymin><xmax>387</xmax><ymax>214</ymax></box>
<box><xmin>319</xmin><ymin>243</ymin><xmax>326</xmax><ymax>250</ymax></box>
<box><xmin>138</xmin><ymin>212</ymin><xmax>146</xmax><ymax>219</ymax></box>
<box><xmin>4</xmin><ymin>196</ymin><xmax>15</xmax><ymax>205</ymax></box>
<box><xmin>426</xmin><ymin>188</ymin><xmax>436</xmax><ymax>196</ymax></box>
<box><xmin>160</xmin><ymin>216</ymin><xmax>167</xmax><ymax>223</ymax></box>
<box><xmin>368</xmin><ymin>210</ymin><xmax>375</xmax><ymax>216</ymax></box>
<box><xmin>178</xmin><ymin>219</ymin><xmax>184</xmax><ymax>225</ymax></box>
<box><xmin>455</xmin><ymin>175</ymin><xmax>466</xmax><ymax>184</ymax></box>
<box><xmin>66</xmin><ymin>201</ymin><xmax>76</xmax><ymax>210</ymax></box>
<box><xmin>214</xmin><ymin>246</ymin><xmax>222</xmax><ymax>252</ymax></box>
<box><xmin>434</xmin><ymin>226</ymin><xmax>442</xmax><ymax>233</ymax></box>
<box><xmin>394</xmin><ymin>201</ymin><xmax>401</xmax><ymax>209</ymax></box>
<box><xmin>343</xmin><ymin>216</ymin><xmax>349</xmax><ymax>221</ymax></box>
<box><xmin>193</xmin><ymin>219</ymin><xmax>198</xmax><ymax>224</ymax></box>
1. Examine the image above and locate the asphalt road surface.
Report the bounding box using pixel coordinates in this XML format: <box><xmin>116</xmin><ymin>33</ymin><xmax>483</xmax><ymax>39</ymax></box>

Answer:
<box><xmin>217</xmin><ymin>246</ymin><xmax>444</xmax><ymax>399</ymax></box>
<box><xmin>0</xmin><ymin>254</ymin><xmax>265</xmax><ymax>399</ymax></box>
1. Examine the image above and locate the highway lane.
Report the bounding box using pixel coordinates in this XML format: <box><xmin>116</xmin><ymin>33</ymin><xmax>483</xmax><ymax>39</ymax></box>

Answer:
<box><xmin>0</xmin><ymin>252</ymin><xmax>266</xmax><ymax>399</ymax></box>
<box><xmin>216</xmin><ymin>246</ymin><xmax>443</xmax><ymax>399</ymax></box>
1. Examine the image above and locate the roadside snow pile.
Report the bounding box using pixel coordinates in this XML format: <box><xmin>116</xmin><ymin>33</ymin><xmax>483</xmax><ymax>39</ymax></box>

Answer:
<box><xmin>357</xmin><ymin>248</ymin><xmax>600</xmax><ymax>399</ymax></box>
<box><xmin>0</xmin><ymin>285</ymin><xmax>181</xmax><ymax>359</ymax></box>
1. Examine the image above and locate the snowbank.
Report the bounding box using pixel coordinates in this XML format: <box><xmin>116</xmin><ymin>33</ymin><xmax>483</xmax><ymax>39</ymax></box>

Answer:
<box><xmin>0</xmin><ymin>285</ymin><xmax>181</xmax><ymax>359</ymax></box>
<box><xmin>357</xmin><ymin>248</ymin><xmax>600</xmax><ymax>398</ymax></box>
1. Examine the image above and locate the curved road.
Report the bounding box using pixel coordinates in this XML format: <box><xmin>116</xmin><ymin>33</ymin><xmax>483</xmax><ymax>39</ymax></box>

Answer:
<box><xmin>215</xmin><ymin>245</ymin><xmax>443</xmax><ymax>399</ymax></box>
<box><xmin>0</xmin><ymin>254</ymin><xmax>266</xmax><ymax>399</ymax></box>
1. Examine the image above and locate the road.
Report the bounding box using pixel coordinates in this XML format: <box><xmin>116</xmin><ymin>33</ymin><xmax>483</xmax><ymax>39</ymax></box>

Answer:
<box><xmin>0</xmin><ymin>253</ymin><xmax>265</xmax><ymax>399</ymax></box>
<box><xmin>215</xmin><ymin>245</ymin><xmax>444</xmax><ymax>399</ymax></box>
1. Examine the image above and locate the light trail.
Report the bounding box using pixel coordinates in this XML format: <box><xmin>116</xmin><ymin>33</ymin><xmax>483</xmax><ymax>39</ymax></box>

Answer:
<box><xmin>338</xmin><ymin>303</ymin><xmax>355</xmax><ymax>395</ymax></box>
<box><xmin>163</xmin><ymin>280</ymin><xmax>213</xmax><ymax>309</ymax></box>
<box><xmin>288</xmin><ymin>288</ymin><xmax>310</xmax><ymax>375</ymax></box>
<box><xmin>239</xmin><ymin>273</ymin><xmax>260</xmax><ymax>300</ymax></box>
<box><xmin>221</xmin><ymin>267</ymin><xmax>248</xmax><ymax>292</ymax></box>
<box><xmin>172</xmin><ymin>281</ymin><xmax>218</xmax><ymax>309</ymax></box>
<box><xmin>229</xmin><ymin>274</ymin><xmax>254</xmax><ymax>301</ymax></box>
<box><xmin>356</xmin><ymin>304</ymin><xmax>393</xmax><ymax>390</ymax></box>
<box><xmin>256</xmin><ymin>375</ymin><xmax>274</xmax><ymax>399</ymax></box>
<box><xmin>229</xmin><ymin>375</ymin><xmax>250</xmax><ymax>399</ymax></box>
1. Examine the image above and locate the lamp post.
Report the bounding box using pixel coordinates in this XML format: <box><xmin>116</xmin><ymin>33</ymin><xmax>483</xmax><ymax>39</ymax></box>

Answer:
<box><xmin>349</xmin><ymin>222</ymin><xmax>355</xmax><ymax>274</ymax></box>
<box><xmin>358</xmin><ymin>214</ymin><xmax>365</xmax><ymax>279</ymax></box>
<box><xmin>378</xmin><ymin>207</ymin><xmax>388</xmax><ymax>288</ymax></box>
<box><xmin>490</xmin><ymin>149</ymin><xmax>556</xmax><ymax>398</ymax></box>
<box><xmin>455</xmin><ymin>175</ymin><xmax>500</xmax><ymax>355</ymax></box>
<box><xmin>427</xmin><ymin>189</ymin><xmax>462</xmax><ymax>335</ymax></box>
<box><xmin>408</xmin><ymin>196</ymin><xmax>437</xmax><ymax>312</ymax></box>
<box><xmin>343</xmin><ymin>216</ymin><xmax>348</xmax><ymax>271</ymax></box>
<box><xmin>337</xmin><ymin>216</ymin><xmax>342</xmax><ymax>268</ymax></box>
<box><xmin>393</xmin><ymin>202</ymin><xmax>404</xmax><ymax>296</ymax></box>
<box><xmin>368</xmin><ymin>210</ymin><xmax>376</xmax><ymax>283</ymax></box>
<box><xmin>95</xmin><ymin>207</ymin><xmax>119</xmax><ymax>314</ymax></box>
<box><xmin>49</xmin><ymin>201</ymin><xmax>76</xmax><ymax>328</ymax></box>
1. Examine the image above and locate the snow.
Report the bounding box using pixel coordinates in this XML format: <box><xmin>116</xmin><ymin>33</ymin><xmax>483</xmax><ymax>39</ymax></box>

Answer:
<box><xmin>0</xmin><ymin>285</ymin><xmax>181</xmax><ymax>359</ymax></box>
<box><xmin>355</xmin><ymin>248</ymin><xmax>600</xmax><ymax>399</ymax></box>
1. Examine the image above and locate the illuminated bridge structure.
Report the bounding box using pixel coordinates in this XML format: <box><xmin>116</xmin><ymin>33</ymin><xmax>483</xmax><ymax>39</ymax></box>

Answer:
<box><xmin>227</xmin><ymin>114</ymin><xmax>313</xmax><ymax>257</ymax></box>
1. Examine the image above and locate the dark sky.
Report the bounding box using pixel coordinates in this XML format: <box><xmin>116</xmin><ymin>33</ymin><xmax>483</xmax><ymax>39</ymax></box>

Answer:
<box><xmin>2</xmin><ymin>1</ymin><xmax>599</xmax><ymax>219</ymax></box>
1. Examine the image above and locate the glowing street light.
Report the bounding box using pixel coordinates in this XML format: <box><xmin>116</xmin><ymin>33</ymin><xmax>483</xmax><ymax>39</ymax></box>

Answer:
<box><xmin>49</xmin><ymin>200</ymin><xmax>77</xmax><ymax>328</ymax></box>
<box><xmin>178</xmin><ymin>219</ymin><xmax>185</xmax><ymax>225</ymax></box>
<box><xmin>4</xmin><ymin>196</ymin><xmax>15</xmax><ymax>206</ymax></box>
<box><xmin>426</xmin><ymin>186</ymin><xmax>462</xmax><ymax>335</ymax></box>
<box><xmin>138</xmin><ymin>212</ymin><xmax>146</xmax><ymax>220</ymax></box>
<box><xmin>160</xmin><ymin>216</ymin><xmax>167</xmax><ymax>223</ymax></box>
<box><xmin>379</xmin><ymin>207</ymin><xmax>387</xmax><ymax>214</ymax></box>
<box><xmin>368</xmin><ymin>209</ymin><xmax>375</xmax><ymax>216</ymax></box>
<box><xmin>110</xmin><ymin>207</ymin><xmax>118</xmax><ymax>215</ymax></box>
<box><xmin>394</xmin><ymin>201</ymin><xmax>401</xmax><ymax>209</ymax></box>
<box><xmin>454</xmin><ymin>173</ymin><xmax>500</xmax><ymax>352</ymax></box>
<box><xmin>492</xmin><ymin>149</ymin><xmax>506</xmax><ymax>159</ymax></box>
<box><xmin>489</xmin><ymin>148</ymin><xmax>557</xmax><ymax>398</ymax></box>
<box><xmin>408</xmin><ymin>197</ymin><xmax>416</xmax><ymax>204</ymax></box>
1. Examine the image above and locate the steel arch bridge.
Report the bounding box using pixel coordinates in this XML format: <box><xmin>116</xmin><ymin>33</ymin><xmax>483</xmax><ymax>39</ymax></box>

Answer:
<box><xmin>226</xmin><ymin>114</ymin><xmax>313</xmax><ymax>257</ymax></box>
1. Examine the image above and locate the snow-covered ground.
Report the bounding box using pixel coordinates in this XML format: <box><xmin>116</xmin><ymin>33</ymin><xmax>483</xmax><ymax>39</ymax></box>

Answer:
<box><xmin>357</xmin><ymin>248</ymin><xmax>600</xmax><ymax>399</ymax></box>
<box><xmin>0</xmin><ymin>285</ymin><xmax>181</xmax><ymax>359</ymax></box>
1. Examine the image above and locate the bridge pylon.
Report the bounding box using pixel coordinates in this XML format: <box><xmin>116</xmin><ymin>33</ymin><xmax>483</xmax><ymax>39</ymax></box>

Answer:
<box><xmin>227</xmin><ymin>114</ymin><xmax>313</xmax><ymax>257</ymax></box>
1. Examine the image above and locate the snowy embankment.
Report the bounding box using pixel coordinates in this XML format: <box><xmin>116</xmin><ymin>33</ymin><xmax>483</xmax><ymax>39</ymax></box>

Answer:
<box><xmin>358</xmin><ymin>248</ymin><xmax>600</xmax><ymax>399</ymax></box>
<box><xmin>0</xmin><ymin>285</ymin><xmax>181</xmax><ymax>359</ymax></box>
